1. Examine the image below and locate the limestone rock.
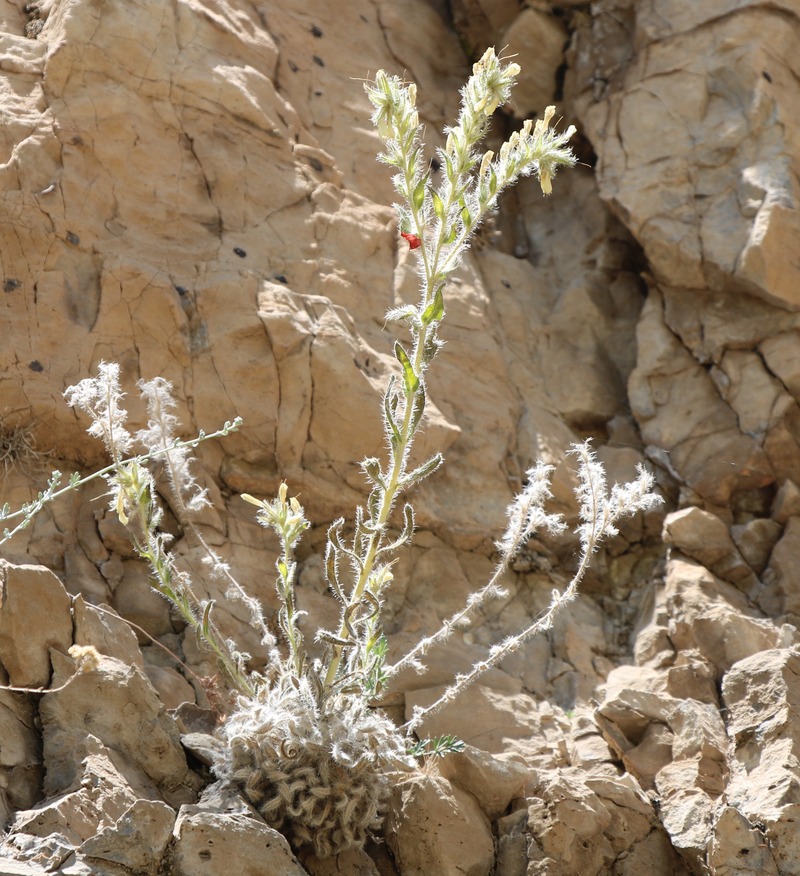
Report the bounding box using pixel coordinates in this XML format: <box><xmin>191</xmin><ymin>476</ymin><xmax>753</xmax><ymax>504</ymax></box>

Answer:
<box><xmin>2</xmin><ymin>0</ymin><xmax>800</xmax><ymax>870</ymax></box>
<box><xmin>170</xmin><ymin>807</ymin><xmax>309</xmax><ymax>876</ymax></box>
<box><xmin>662</xmin><ymin>507</ymin><xmax>755</xmax><ymax>587</ymax></box>
<box><xmin>709</xmin><ymin>807</ymin><xmax>778</xmax><ymax>876</ymax></box>
<box><xmin>525</xmin><ymin>768</ymin><xmax>683</xmax><ymax>876</ymax></box>
<box><xmin>760</xmin><ymin>517</ymin><xmax>800</xmax><ymax>620</ymax></box>
<box><xmin>573</xmin><ymin>3</ymin><xmax>800</xmax><ymax>309</ymax></box>
<box><xmin>3</xmin><ymin>745</ymin><xmax>154</xmax><ymax>871</ymax></box>
<box><xmin>0</xmin><ymin>562</ymin><xmax>72</xmax><ymax>688</ymax></box>
<box><xmin>58</xmin><ymin>799</ymin><xmax>175</xmax><ymax>875</ymax></box>
<box><xmin>0</xmin><ymin>683</ymin><xmax>41</xmax><ymax>825</ymax></box>
<box><xmin>771</xmin><ymin>479</ymin><xmax>800</xmax><ymax>525</ymax></box>
<box><xmin>437</xmin><ymin>744</ymin><xmax>530</xmax><ymax>820</ymax></box>
<box><xmin>0</xmin><ymin>858</ymin><xmax>49</xmax><ymax>876</ymax></box>
<box><xmin>449</xmin><ymin>0</ymin><xmax>519</xmax><ymax>56</ymax></box>
<box><xmin>143</xmin><ymin>665</ymin><xmax>196</xmax><ymax>711</ymax></box>
<box><xmin>730</xmin><ymin>517</ymin><xmax>783</xmax><ymax>575</ymax></box>
<box><xmin>71</xmin><ymin>597</ymin><xmax>144</xmax><ymax>670</ymax></box>
<box><xmin>385</xmin><ymin>773</ymin><xmax>494</xmax><ymax>876</ymax></box>
<box><xmin>628</xmin><ymin>289</ymin><xmax>771</xmax><ymax>507</ymax></box>
<box><xmin>501</xmin><ymin>9</ymin><xmax>567</xmax><ymax>117</ymax></box>
<box><xmin>299</xmin><ymin>846</ymin><xmax>381</xmax><ymax>876</ymax></box>
<box><xmin>39</xmin><ymin>653</ymin><xmax>199</xmax><ymax>806</ymax></box>
<box><xmin>405</xmin><ymin>682</ymin><xmax>570</xmax><ymax>764</ymax></box>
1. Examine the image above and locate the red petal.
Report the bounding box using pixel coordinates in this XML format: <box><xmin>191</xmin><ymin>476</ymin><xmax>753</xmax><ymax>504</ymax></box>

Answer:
<box><xmin>400</xmin><ymin>232</ymin><xmax>422</xmax><ymax>250</ymax></box>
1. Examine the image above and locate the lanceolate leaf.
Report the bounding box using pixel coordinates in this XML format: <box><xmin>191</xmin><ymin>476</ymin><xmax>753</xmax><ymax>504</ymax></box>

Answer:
<box><xmin>383</xmin><ymin>377</ymin><xmax>402</xmax><ymax>446</ymax></box>
<box><xmin>376</xmin><ymin>503</ymin><xmax>415</xmax><ymax>557</ymax></box>
<box><xmin>409</xmin><ymin>382</ymin><xmax>426</xmax><ymax>434</ymax></box>
<box><xmin>412</xmin><ymin>176</ymin><xmax>427</xmax><ymax>212</ymax></box>
<box><xmin>432</xmin><ymin>190</ymin><xmax>445</xmax><ymax>221</ymax></box>
<box><xmin>421</xmin><ymin>286</ymin><xmax>445</xmax><ymax>325</ymax></box>
<box><xmin>201</xmin><ymin>599</ymin><xmax>214</xmax><ymax>638</ymax></box>
<box><xmin>394</xmin><ymin>342</ymin><xmax>420</xmax><ymax>395</ymax></box>
<box><xmin>403</xmin><ymin>452</ymin><xmax>444</xmax><ymax>487</ymax></box>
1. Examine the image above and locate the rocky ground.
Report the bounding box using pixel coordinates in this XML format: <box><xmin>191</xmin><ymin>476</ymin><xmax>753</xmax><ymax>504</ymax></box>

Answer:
<box><xmin>1</xmin><ymin>0</ymin><xmax>799</xmax><ymax>873</ymax></box>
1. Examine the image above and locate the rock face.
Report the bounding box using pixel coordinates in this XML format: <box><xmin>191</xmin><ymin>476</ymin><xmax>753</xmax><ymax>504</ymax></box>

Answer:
<box><xmin>1</xmin><ymin>0</ymin><xmax>800</xmax><ymax>874</ymax></box>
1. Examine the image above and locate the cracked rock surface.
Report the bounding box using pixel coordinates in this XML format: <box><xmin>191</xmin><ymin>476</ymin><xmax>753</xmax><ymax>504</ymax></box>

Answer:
<box><xmin>1</xmin><ymin>0</ymin><xmax>800</xmax><ymax>873</ymax></box>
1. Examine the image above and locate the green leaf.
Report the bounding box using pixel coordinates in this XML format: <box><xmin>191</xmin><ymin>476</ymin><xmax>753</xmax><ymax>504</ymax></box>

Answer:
<box><xmin>412</xmin><ymin>176</ymin><xmax>427</xmax><ymax>212</ymax></box>
<box><xmin>402</xmin><ymin>452</ymin><xmax>444</xmax><ymax>487</ymax></box>
<box><xmin>421</xmin><ymin>286</ymin><xmax>445</xmax><ymax>325</ymax></box>
<box><xmin>394</xmin><ymin>342</ymin><xmax>419</xmax><ymax>395</ymax></box>
<box><xmin>409</xmin><ymin>383</ymin><xmax>426</xmax><ymax>434</ymax></box>
<box><xmin>383</xmin><ymin>379</ymin><xmax>402</xmax><ymax>446</ymax></box>
<box><xmin>324</xmin><ymin>531</ymin><xmax>345</xmax><ymax>602</ymax></box>
<box><xmin>200</xmin><ymin>600</ymin><xmax>214</xmax><ymax>637</ymax></box>
<box><xmin>431</xmin><ymin>190</ymin><xmax>445</xmax><ymax>221</ymax></box>
<box><xmin>407</xmin><ymin>734</ymin><xmax>465</xmax><ymax>759</ymax></box>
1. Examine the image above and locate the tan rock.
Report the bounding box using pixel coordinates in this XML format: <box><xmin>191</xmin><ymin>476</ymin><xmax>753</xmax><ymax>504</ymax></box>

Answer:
<box><xmin>71</xmin><ymin>597</ymin><xmax>144</xmax><ymax>669</ymax></box>
<box><xmin>567</xmin><ymin>710</ymin><xmax>619</xmax><ymax>776</ymax></box>
<box><xmin>40</xmin><ymin>653</ymin><xmax>198</xmax><ymax>806</ymax></box>
<box><xmin>663</xmin><ymin>556</ymin><xmax>760</xmax><ymax>656</ymax></box>
<box><xmin>654</xmin><ymin>760</ymin><xmax>717</xmax><ymax>869</ymax></box>
<box><xmin>143</xmin><ymin>665</ymin><xmax>195</xmax><ymax>711</ymax></box>
<box><xmin>731</xmin><ymin>517</ymin><xmax>783</xmax><ymax>574</ymax></box>
<box><xmin>501</xmin><ymin>9</ymin><xmax>567</xmax><ymax>117</ymax></box>
<box><xmin>449</xmin><ymin>0</ymin><xmax>520</xmax><ymax>56</ymax></box>
<box><xmin>621</xmin><ymin>723</ymin><xmax>673</xmax><ymax>791</ymax></box>
<box><xmin>575</xmin><ymin>7</ymin><xmax>800</xmax><ymax>309</ymax></box>
<box><xmin>691</xmin><ymin>603</ymin><xmax>789</xmax><ymax>673</ymax></box>
<box><xmin>0</xmin><ymin>562</ymin><xmax>72</xmax><ymax>688</ymax></box>
<box><xmin>62</xmin><ymin>799</ymin><xmax>175</xmax><ymax>875</ymax></box>
<box><xmin>713</xmin><ymin>349</ymin><xmax>788</xmax><ymax>444</ymax></box>
<box><xmin>760</xmin><ymin>330</ymin><xmax>800</xmax><ymax>398</ymax></box>
<box><xmin>721</xmin><ymin>646</ymin><xmax>800</xmax><ymax>869</ymax></box>
<box><xmin>112</xmin><ymin>560</ymin><xmax>174</xmax><ymax>642</ymax></box>
<box><xmin>299</xmin><ymin>845</ymin><xmax>380</xmax><ymax>876</ymax></box>
<box><xmin>62</xmin><ymin>546</ymin><xmax>110</xmax><ymax>604</ymax></box>
<box><xmin>760</xmin><ymin>517</ymin><xmax>800</xmax><ymax>619</ymax></box>
<box><xmin>525</xmin><ymin>768</ymin><xmax>672</xmax><ymax>876</ymax></box>
<box><xmin>629</xmin><ymin>289</ymin><xmax>771</xmax><ymax>506</ymax></box>
<box><xmin>385</xmin><ymin>772</ymin><xmax>494</xmax><ymax>876</ymax></box>
<box><xmin>406</xmin><ymin>682</ymin><xmax>569</xmax><ymax>764</ymax></box>
<box><xmin>723</xmin><ymin>648</ymin><xmax>800</xmax><ymax>754</ymax></box>
<box><xmin>437</xmin><ymin>744</ymin><xmax>530</xmax><ymax>820</ymax></box>
<box><xmin>771</xmin><ymin>479</ymin><xmax>800</xmax><ymax>524</ymax></box>
<box><xmin>3</xmin><ymin>745</ymin><xmax>148</xmax><ymax>868</ymax></box>
<box><xmin>495</xmin><ymin>808</ymin><xmax>527</xmax><ymax>876</ymax></box>
<box><xmin>171</xmin><ymin>807</ymin><xmax>308</xmax><ymax>876</ymax></box>
<box><xmin>0</xmin><ymin>683</ymin><xmax>40</xmax><ymax>819</ymax></box>
<box><xmin>662</xmin><ymin>507</ymin><xmax>755</xmax><ymax>587</ymax></box>
<box><xmin>709</xmin><ymin>806</ymin><xmax>778</xmax><ymax>876</ymax></box>
<box><xmin>0</xmin><ymin>856</ymin><xmax>50</xmax><ymax>875</ymax></box>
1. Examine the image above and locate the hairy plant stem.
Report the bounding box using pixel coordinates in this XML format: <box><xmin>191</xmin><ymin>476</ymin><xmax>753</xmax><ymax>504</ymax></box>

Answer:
<box><xmin>0</xmin><ymin>421</ymin><xmax>241</xmax><ymax>548</ymax></box>
<box><xmin>122</xmin><ymin>468</ymin><xmax>255</xmax><ymax>698</ymax></box>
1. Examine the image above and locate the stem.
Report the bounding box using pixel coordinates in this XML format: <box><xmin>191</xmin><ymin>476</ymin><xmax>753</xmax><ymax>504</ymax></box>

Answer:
<box><xmin>387</xmin><ymin>555</ymin><xmax>511</xmax><ymax>681</ymax></box>
<box><xmin>0</xmin><ymin>421</ymin><xmax>241</xmax><ymax>546</ymax></box>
